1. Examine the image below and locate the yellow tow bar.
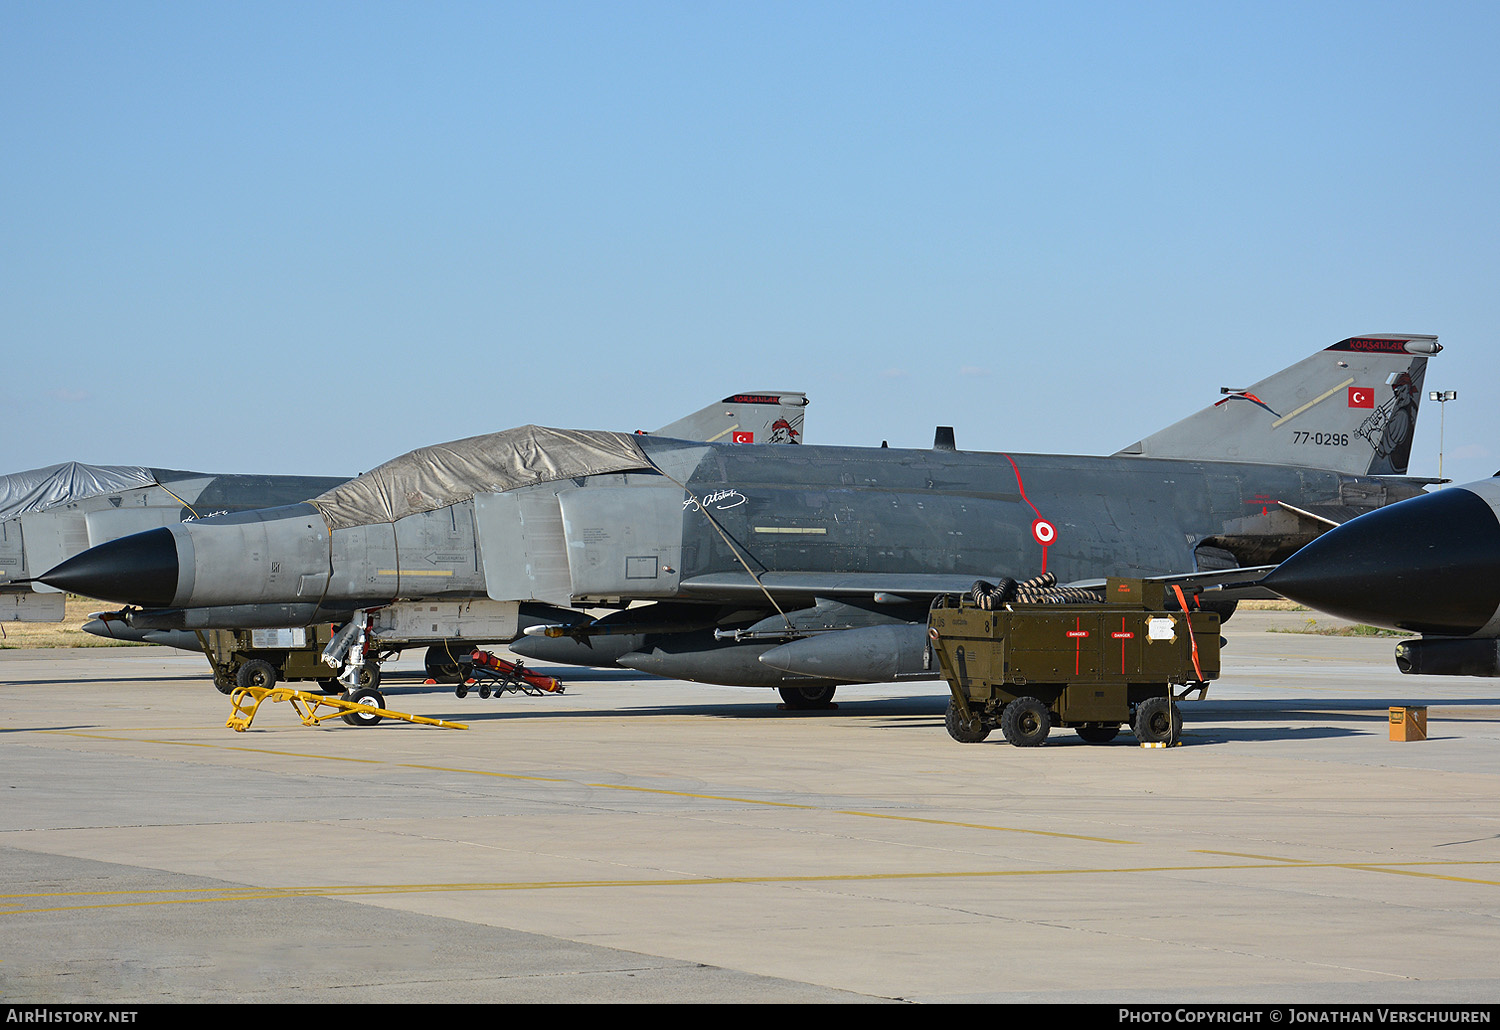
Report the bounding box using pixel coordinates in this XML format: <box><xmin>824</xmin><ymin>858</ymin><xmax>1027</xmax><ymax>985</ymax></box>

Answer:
<box><xmin>226</xmin><ymin>686</ymin><xmax>469</xmax><ymax>732</ymax></box>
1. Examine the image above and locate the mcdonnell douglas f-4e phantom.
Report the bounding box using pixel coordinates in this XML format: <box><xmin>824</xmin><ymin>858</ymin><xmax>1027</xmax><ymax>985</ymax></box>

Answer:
<box><xmin>38</xmin><ymin>335</ymin><xmax>1439</xmax><ymax>709</ymax></box>
<box><xmin>4</xmin><ymin>392</ymin><xmax>807</xmax><ymax>662</ymax></box>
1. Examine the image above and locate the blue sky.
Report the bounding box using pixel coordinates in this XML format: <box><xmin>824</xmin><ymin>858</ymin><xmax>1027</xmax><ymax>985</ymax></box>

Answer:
<box><xmin>5</xmin><ymin>2</ymin><xmax>1496</xmax><ymax>484</ymax></box>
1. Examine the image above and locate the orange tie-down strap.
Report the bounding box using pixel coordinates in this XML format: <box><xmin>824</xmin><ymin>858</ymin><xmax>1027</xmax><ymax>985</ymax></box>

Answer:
<box><xmin>1170</xmin><ymin>584</ymin><xmax>1206</xmax><ymax>683</ymax></box>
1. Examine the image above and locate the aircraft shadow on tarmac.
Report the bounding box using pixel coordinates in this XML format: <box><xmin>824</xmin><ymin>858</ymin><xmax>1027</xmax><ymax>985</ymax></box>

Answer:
<box><xmin>371</xmin><ymin>685</ymin><xmax>1500</xmax><ymax>747</ymax></box>
<box><xmin>0</xmin><ymin>674</ymin><xmax>214</xmax><ymax>687</ymax></box>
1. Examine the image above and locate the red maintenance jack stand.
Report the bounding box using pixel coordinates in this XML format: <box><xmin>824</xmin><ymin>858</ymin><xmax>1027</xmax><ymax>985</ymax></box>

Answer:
<box><xmin>457</xmin><ymin>650</ymin><xmax>565</xmax><ymax>699</ymax></box>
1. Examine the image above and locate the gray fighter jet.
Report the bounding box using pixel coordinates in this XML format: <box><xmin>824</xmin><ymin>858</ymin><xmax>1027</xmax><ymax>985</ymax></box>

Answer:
<box><xmin>0</xmin><ymin>464</ymin><xmax>346</xmax><ymax>643</ymax></box>
<box><xmin>1263</xmin><ymin>474</ymin><xmax>1500</xmax><ymax>676</ymax></box>
<box><xmin>4</xmin><ymin>390</ymin><xmax>807</xmax><ymax>655</ymax></box>
<box><xmin>39</xmin><ymin>336</ymin><xmax>1439</xmax><ymax>709</ymax></box>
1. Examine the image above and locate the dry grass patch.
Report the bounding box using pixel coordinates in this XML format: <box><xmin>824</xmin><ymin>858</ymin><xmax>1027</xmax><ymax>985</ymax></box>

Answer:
<box><xmin>0</xmin><ymin>595</ymin><xmax>149</xmax><ymax>648</ymax></box>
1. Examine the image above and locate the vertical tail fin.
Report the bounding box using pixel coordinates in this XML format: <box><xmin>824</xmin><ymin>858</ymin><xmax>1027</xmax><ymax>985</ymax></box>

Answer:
<box><xmin>646</xmin><ymin>392</ymin><xmax>808</xmax><ymax>445</ymax></box>
<box><xmin>1114</xmin><ymin>335</ymin><xmax>1440</xmax><ymax>475</ymax></box>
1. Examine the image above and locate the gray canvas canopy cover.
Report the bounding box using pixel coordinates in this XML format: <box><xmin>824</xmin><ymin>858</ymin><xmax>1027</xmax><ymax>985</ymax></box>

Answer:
<box><xmin>0</xmin><ymin>462</ymin><xmax>158</xmax><ymax>522</ymax></box>
<box><xmin>311</xmin><ymin>425</ymin><xmax>654</xmax><ymax>530</ymax></box>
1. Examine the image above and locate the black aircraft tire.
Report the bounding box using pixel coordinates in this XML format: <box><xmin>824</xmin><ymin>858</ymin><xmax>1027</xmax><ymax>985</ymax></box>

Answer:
<box><xmin>1000</xmin><ymin>697</ymin><xmax>1051</xmax><ymax>747</ymax></box>
<box><xmin>340</xmin><ymin>686</ymin><xmax>386</xmax><ymax>727</ymax></box>
<box><xmin>1134</xmin><ymin>696</ymin><xmax>1182</xmax><ymax>744</ymax></box>
<box><xmin>316</xmin><ymin>678</ymin><xmax>343</xmax><ymax>696</ymax></box>
<box><xmin>236</xmin><ymin>659</ymin><xmax>277</xmax><ymax>691</ymax></box>
<box><xmin>945</xmin><ymin>700</ymin><xmax>991</xmax><ymax>743</ymax></box>
<box><xmin>1076</xmin><ymin>723</ymin><xmax>1121</xmax><ymax>744</ymax></box>
<box><xmin>355</xmin><ymin>662</ymin><xmax>381</xmax><ymax>691</ymax></box>
<box><xmin>777</xmin><ymin>684</ymin><xmax>837</xmax><ymax>709</ymax></box>
<box><xmin>424</xmin><ymin>645</ymin><xmax>471</xmax><ymax>684</ymax></box>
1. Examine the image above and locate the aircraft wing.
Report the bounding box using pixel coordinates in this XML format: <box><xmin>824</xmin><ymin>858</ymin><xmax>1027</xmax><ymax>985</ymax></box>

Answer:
<box><xmin>678</xmin><ymin>566</ymin><xmax>1278</xmax><ymax>603</ymax></box>
<box><xmin>678</xmin><ymin>571</ymin><xmax>997</xmax><ymax>601</ymax></box>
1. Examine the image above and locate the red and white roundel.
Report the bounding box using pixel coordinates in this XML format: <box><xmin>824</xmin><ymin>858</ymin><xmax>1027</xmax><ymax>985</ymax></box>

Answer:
<box><xmin>1032</xmin><ymin>518</ymin><xmax>1056</xmax><ymax>546</ymax></box>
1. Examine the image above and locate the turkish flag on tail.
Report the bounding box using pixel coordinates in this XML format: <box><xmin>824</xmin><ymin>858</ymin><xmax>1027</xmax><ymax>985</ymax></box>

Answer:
<box><xmin>1347</xmin><ymin>387</ymin><xmax>1374</xmax><ymax>408</ymax></box>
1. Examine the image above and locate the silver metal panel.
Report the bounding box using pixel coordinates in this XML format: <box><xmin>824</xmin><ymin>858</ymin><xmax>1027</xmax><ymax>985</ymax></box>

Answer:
<box><xmin>0</xmin><ymin>590</ymin><xmax>66</xmax><ymax>622</ymax></box>
<box><xmin>0</xmin><ymin>519</ymin><xmax>23</xmax><ymax>584</ymax></box>
<box><xmin>393</xmin><ymin>502</ymin><xmax>483</xmax><ymax>597</ymax></box>
<box><xmin>559</xmin><ymin>486</ymin><xmax>685</xmax><ymax>600</ymax></box>
<box><xmin>84</xmin><ymin>507</ymin><xmax>185</xmax><ymax>547</ymax></box>
<box><xmin>19</xmin><ymin>512</ymin><xmax>89</xmax><ymax>594</ymax></box>
<box><xmin>178</xmin><ymin>511</ymin><xmax>330</xmax><ymax>607</ymax></box>
<box><xmin>370</xmin><ymin>598</ymin><xmax>520</xmax><ymax>644</ymax></box>
<box><xmin>250</xmin><ymin>628</ymin><xmax>307</xmax><ymax>648</ymax></box>
<box><xmin>326</xmin><ymin>523</ymin><xmax>397</xmax><ymax>604</ymax></box>
<box><xmin>474</xmin><ymin>490</ymin><xmax>572</xmax><ymax>605</ymax></box>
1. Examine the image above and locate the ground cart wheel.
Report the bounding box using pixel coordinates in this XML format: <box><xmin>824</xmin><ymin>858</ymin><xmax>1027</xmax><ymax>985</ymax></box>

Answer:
<box><xmin>1001</xmin><ymin>696</ymin><xmax>1050</xmax><ymax>747</ymax></box>
<box><xmin>1133</xmin><ymin>696</ymin><xmax>1182</xmax><ymax>744</ymax></box>
<box><xmin>424</xmin><ymin>645</ymin><xmax>471</xmax><ymax>684</ymax></box>
<box><xmin>778</xmin><ymin>684</ymin><xmax>837</xmax><ymax>709</ymax></box>
<box><xmin>340</xmin><ymin>686</ymin><xmax>386</xmax><ymax>727</ymax></box>
<box><xmin>1076</xmin><ymin>723</ymin><xmax>1121</xmax><ymax>744</ymax></box>
<box><xmin>945</xmin><ymin>700</ymin><xmax>991</xmax><ymax>743</ymax></box>
<box><xmin>236</xmin><ymin>659</ymin><xmax>277</xmax><ymax>691</ymax></box>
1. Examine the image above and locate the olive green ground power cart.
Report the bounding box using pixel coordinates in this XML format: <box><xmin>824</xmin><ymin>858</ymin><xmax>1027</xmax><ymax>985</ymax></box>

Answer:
<box><xmin>927</xmin><ymin>577</ymin><xmax>1220</xmax><ymax>747</ymax></box>
<box><xmin>196</xmin><ymin>625</ymin><xmax>378</xmax><ymax>696</ymax></box>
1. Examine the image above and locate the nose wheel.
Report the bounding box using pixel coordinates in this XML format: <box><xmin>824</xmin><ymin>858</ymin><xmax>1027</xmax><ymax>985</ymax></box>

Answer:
<box><xmin>340</xmin><ymin>686</ymin><xmax>386</xmax><ymax>726</ymax></box>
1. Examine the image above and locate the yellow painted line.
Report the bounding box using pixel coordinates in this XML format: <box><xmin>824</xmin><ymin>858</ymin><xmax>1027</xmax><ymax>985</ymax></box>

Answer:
<box><xmin>1270</xmin><ymin>377</ymin><xmax>1354</xmax><ymax>428</ymax></box>
<box><xmin>10</xmin><ymin>859</ymin><xmax>1500</xmax><ymax>916</ymax></box>
<box><xmin>399</xmin><ymin>763</ymin><xmax>575</xmax><ymax>784</ymax></box>
<box><xmin>1196</xmin><ymin>850</ymin><xmax>1321</xmax><ymax>863</ymax></box>
<box><xmin>1348</xmin><ymin>866</ymin><xmax>1500</xmax><ymax>888</ymax></box>
<box><xmin>591</xmin><ymin>782</ymin><xmax>1139</xmax><ymax>842</ymax></box>
<box><xmin>42</xmin><ymin>730</ymin><xmax>386</xmax><ymax>764</ymax></box>
<box><xmin>376</xmin><ymin>569</ymin><xmax>455</xmax><ymax>577</ymax></box>
<box><xmin>34</xmin><ymin>729</ymin><xmax>1137</xmax><ymax>843</ymax></box>
<box><xmin>704</xmin><ymin>424</ymin><xmax>738</xmax><ymax>443</ymax></box>
<box><xmin>1196</xmin><ymin>849</ymin><xmax>1500</xmax><ymax>887</ymax></box>
<box><xmin>753</xmin><ymin>526</ymin><xmax>827</xmax><ymax>535</ymax></box>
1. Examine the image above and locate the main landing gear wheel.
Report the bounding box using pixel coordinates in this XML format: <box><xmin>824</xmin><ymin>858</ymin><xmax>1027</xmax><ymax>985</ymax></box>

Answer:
<box><xmin>235</xmin><ymin>659</ymin><xmax>277</xmax><ymax>691</ymax></box>
<box><xmin>1133</xmin><ymin>696</ymin><xmax>1182</xmax><ymax>744</ymax></box>
<box><xmin>340</xmin><ymin>686</ymin><xmax>386</xmax><ymax>727</ymax></box>
<box><xmin>1000</xmin><ymin>696</ymin><xmax>1051</xmax><ymax>747</ymax></box>
<box><xmin>1076</xmin><ymin>723</ymin><xmax>1121</xmax><ymax>744</ymax></box>
<box><xmin>945</xmin><ymin>700</ymin><xmax>991</xmax><ymax>743</ymax></box>
<box><xmin>777</xmin><ymin>684</ymin><xmax>837</xmax><ymax>710</ymax></box>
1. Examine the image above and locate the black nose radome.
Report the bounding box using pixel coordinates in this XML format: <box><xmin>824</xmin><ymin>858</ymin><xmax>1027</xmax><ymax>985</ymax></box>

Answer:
<box><xmin>1264</xmin><ymin>487</ymin><xmax>1500</xmax><ymax>637</ymax></box>
<box><xmin>38</xmin><ymin>527</ymin><xmax>180</xmax><ymax>608</ymax></box>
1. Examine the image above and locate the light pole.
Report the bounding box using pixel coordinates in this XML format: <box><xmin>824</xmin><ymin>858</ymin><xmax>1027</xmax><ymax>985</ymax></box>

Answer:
<box><xmin>1428</xmin><ymin>390</ymin><xmax>1457</xmax><ymax>484</ymax></box>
